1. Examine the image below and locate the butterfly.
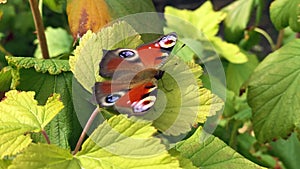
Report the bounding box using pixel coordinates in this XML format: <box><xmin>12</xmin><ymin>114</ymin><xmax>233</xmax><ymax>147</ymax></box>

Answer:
<box><xmin>93</xmin><ymin>33</ymin><xmax>177</xmax><ymax>116</ymax></box>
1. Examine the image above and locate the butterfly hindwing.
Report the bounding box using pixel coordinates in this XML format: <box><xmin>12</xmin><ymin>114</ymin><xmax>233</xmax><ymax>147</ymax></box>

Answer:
<box><xmin>94</xmin><ymin>80</ymin><xmax>158</xmax><ymax>116</ymax></box>
<box><xmin>94</xmin><ymin>81</ymin><xmax>128</xmax><ymax>107</ymax></box>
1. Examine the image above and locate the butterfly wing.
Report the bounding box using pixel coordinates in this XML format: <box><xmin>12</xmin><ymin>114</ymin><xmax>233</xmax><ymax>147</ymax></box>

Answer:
<box><xmin>94</xmin><ymin>80</ymin><xmax>157</xmax><ymax>116</ymax></box>
<box><xmin>93</xmin><ymin>81</ymin><xmax>129</xmax><ymax>107</ymax></box>
<box><xmin>99</xmin><ymin>49</ymin><xmax>144</xmax><ymax>78</ymax></box>
<box><xmin>95</xmin><ymin>33</ymin><xmax>177</xmax><ymax>115</ymax></box>
<box><xmin>99</xmin><ymin>33</ymin><xmax>178</xmax><ymax>78</ymax></box>
<box><xmin>137</xmin><ymin>33</ymin><xmax>177</xmax><ymax>68</ymax></box>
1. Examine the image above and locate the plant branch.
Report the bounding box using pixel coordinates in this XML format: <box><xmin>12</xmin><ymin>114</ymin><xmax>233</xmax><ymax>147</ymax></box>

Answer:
<box><xmin>41</xmin><ymin>129</ymin><xmax>51</xmax><ymax>144</ymax></box>
<box><xmin>73</xmin><ymin>107</ymin><xmax>101</xmax><ymax>155</ymax></box>
<box><xmin>28</xmin><ymin>0</ymin><xmax>49</xmax><ymax>59</ymax></box>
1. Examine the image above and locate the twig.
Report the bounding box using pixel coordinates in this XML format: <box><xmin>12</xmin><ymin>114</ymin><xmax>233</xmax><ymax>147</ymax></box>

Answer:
<box><xmin>73</xmin><ymin>107</ymin><xmax>101</xmax><ymax>155</ymax></box>
<box><xmin>28</xmin><ymin>0</ymin><xmax>49</xmax><ymax>59</ymax></box>
<box><xmin>41</xmin><ymin>129</ymin><xmax>51</xmax><ymax>144</ymax></box>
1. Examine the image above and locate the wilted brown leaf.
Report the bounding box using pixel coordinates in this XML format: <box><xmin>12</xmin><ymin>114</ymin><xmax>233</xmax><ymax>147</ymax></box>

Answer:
<box><xmin>67</xmin><ymin>0</ymin><xmax>111</xmax><ymax>40</ymax></box>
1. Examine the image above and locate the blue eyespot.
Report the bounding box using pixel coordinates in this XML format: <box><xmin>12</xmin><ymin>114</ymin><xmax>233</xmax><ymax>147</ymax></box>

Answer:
<box><xmin>105</xmin><ymin>94</ymin><xmax>121</xmax><ymax>103</ymax></box>
<box><xmin>119</xmin><ymin>50</ymin><xmax>135</xmax><ymax>58</ymax></box>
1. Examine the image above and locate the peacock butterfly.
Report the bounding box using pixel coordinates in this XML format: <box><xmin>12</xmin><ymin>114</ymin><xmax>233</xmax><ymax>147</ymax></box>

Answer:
<box><xmin>93</xmin><ymin>33</ymin><xmax>177</xmax><ymax>116</ymax></box>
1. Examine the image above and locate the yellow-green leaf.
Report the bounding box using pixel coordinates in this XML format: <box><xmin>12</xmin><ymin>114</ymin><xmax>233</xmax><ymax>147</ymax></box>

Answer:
<box><xmin>0</xmin><ymin>90</ymin><xmax>63</xmax><ymax>158</ymax></box>
<box><xmin>210</xmin><ymin>36</ymin><xmax>248</xmax><ymax>63</ymax></box>
<box><xmin>164</xmin><ymin>3</ymin><xmax>248</xmax><ymax>64</ymax></box>
<box><xmin>165</xmin><ymin>1</ymin><xmax>226</xmax><ymax>37</ymax></box>
<box><xmin>76</xmin><ymin>115</ymin><xmax>180</xmax><ymax>168</ymax></box>
<box><xmin>198</xmin><ymin>88</ymin><xmax>224</xmax><ymax>123</ymax></box>
<box><xmin>9</xmin><ymin>144</ymin><xmax>79</xmax><ymax>169</ymax></box>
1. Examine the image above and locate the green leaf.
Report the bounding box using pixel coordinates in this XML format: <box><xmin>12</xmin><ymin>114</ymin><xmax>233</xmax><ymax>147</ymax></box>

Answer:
<box><xmin>0</xmin><ymin>66</ymin><xmax>12</xmax><ymax>91</ymax></box>
<box><xmin>231</xmin><ymin>94</ymin><xmax>252</xmax><ymax>122</ymax></box>
<box><xmin>9</xmin><ymin>143</ymin><xmax>80</xmax><ymax>169</ymax></box>
<box><xmin>269</xmin><ymin>133</ymin><xmax>300</xmax><ymax>169</ymax></box>
<box><xmin>226</xmin><ymin>53</ymin><xmax>259</xmax><ymax>95</ymax></box>
<box><xmin>223</xmin><ymin>0</ymin><xmax>256</xmax><ymax>42</ymax></box>
<box><xmin>165</xmin><ymin>1</ymin><xmax>226</xmax><ymax>37</ymax></box>
<box><xmin>283</xmin><ymin>27</ymin><xmax>297</xmax><ymax>45</ymax></box>
<box><xmin>0</xmin><ymin>90</ymin><xmax>63</xmax><ymax>158</ymax></box>
<box><xmin>248</xmin><ymin>39</ymin><xmax>300</xmax><ymax>143</ymax></box>
<box><xmin>236</xmin><ymin>133</ymin><xmax>269</xmax><ymax>167</ymax></box>
<box><xmin>169</xmin><ymin>149</ymin><xmax>198</xmax><ymax>169</ymax></box>
<box><xmin>16</xmin><ymin>68</ymin><xmax>80</xmax><ymax>149</ymax></box>
<box><xmin>43</xmin><ymin>0</ymin><xmax>65</xmax><ymax>13</ymax></box>
<box><xmin>6</xmin><ymin>56</ymin><xmax>70</xmax><ymax>75</ymax></box>
<box><xmin>105</xmin><ymin>0</ymin><xmax>163</xmax><ymax>42</ymax></box>
<box><xmin>270</xmin><ymin>0</ymin><xmax>300</xmax><ymax>32</ymax></box>
<box><xmin>0</xmin><ymin>159</ymin><xmax>11</xmax><ymax>169</ymax></box>
<box><xmin>70</xmin><ymin>21</ymin><xmax>143</xmax><ymax>93</ymax></box>
<box><xmin>34</xmin><ymin>27</ymin><xmax>73</xmax><ymax>59</ymax></box>
<box><xmin>7</xmin><ymin>56</ymin><xmax>80</xmax><ymax>149</ymax></box>
<box><xmin>176</xmin><ymin>127</ymin><xmax>264</xmax><ymax>169</ymax></box>
<box><xmin>76</xmin><ymin>115</ymin><xmax>180</xmax><ymax>168</ymax></box>
<box><xmin>105</xmin><ymin>0</ymin><xmax>156</xmax><ymax>17</ymax></box>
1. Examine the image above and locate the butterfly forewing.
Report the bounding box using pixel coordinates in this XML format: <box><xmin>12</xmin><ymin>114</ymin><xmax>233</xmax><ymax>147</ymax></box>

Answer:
<box><xmin>137</xmin><ymin>33</ymin><xmax>177</xmax><ymax>68</ymax></box>
<box><xmin>99</xmin><ymin>49</ymin><xmax>144</xmax><ymax>78</ymax></box>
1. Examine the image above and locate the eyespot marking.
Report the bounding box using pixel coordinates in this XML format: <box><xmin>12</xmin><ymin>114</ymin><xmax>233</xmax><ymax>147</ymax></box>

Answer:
<box><xmin>117</xmin><ymin>49</ymin><xmax>139</xmax><ymax>62</ymax></box>
<box><xmin>159</xmin><ymin>34</ymin><xmax>177</xmax><ymax>49</ymax></box>
<box><xmin>101</xmin><ymin>91</ymin><xmax>126</xmax><ymax>107</ymax></box>
<box><xmin>132</xmin><ymin>96</ymin><xmax>156</xmax><ymax>113</ymax></box>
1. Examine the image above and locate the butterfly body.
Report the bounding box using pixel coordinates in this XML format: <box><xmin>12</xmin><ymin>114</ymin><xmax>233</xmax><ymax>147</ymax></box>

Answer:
<box><xmin>94</xmin><ymin>33</ymin><xmax>177</xmax><ymax>116</ymax></box>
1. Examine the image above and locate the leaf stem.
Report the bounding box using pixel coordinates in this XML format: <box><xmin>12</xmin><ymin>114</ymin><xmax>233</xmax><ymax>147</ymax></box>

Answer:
<box><xmin>41</xmin><ymin>129</ymin><xmax>51</xmax><ymax>144</ymax></box>
<box><xmin>228</xmin><ymin>120</ymin><xmax>241</xmax><ymax>149</ymax></box>
<box><xmin>253</xmin><ymin>27</ymin><xmax>276</xmax><ymax>51</ymax></box>
<box><xmin>0</xmin><ymin>44</ymin><xmax>12</xmax><ymax>56</ymax></box>
<box><xmin>28</xmin><ymin>0</ymin><xmax>49</xmax><ymax>59</ymax></box>
<box><xmin>73</xmin><ymin>107</ymin><xmax>100</xmax><ymax>155</ymax></box>
<box><xmin>275</xmin><ymin>29</ymin><xmax>284</xmax><ymax>50</ymax></box>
